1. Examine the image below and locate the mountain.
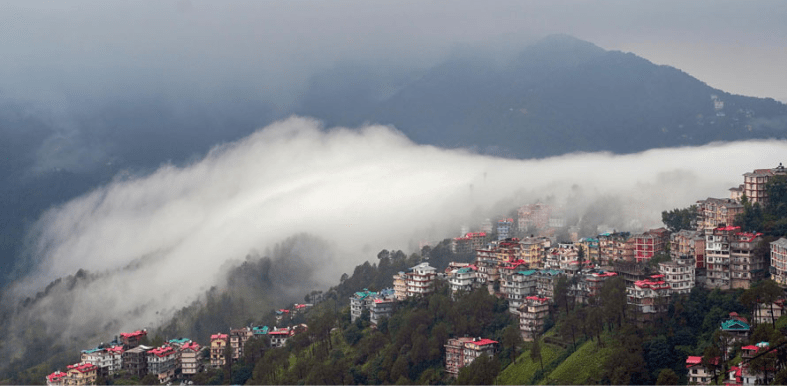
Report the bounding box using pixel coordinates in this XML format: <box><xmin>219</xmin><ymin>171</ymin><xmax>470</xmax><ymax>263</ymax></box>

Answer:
<box><xmin>294</xmin><ymin>34</ymin><xmax>787</xmax><ymax>158</ymax></box>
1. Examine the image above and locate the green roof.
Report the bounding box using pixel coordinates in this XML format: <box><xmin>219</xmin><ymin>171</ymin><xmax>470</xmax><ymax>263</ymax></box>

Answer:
<box><xmin>721</xmin><ymin>320</ymin><xmax>750</xmax><ymax>331</ymax></box>
<box><xmin>518</xmin><ymin>270</ymin><xmax>537</xmax><ymax>276</ymax></box>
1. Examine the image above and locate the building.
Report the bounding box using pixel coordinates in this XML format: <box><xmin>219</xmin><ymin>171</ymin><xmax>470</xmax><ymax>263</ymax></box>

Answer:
<box><xmin>585</xmin><ymin>271</ymin><xmax>618</xmax><ymax>299</ymax></box>
<box><xmin>180</xmin><ymin>341</ymin><xmax>202</xmax><ymax>378</ymax></box>
<box><xmin>627</xmin><ymin>275</ymin><xmax>671</xmax><ymax>324</ymax></box>
<box><xmin>518</xmin><ymin>203</ymin><xmax>551</xmax><ymax>231</ymax></box>
<box><xmin>448</xmin><ymin>266</ymin><xmax>477</xmax><ymax>296</ymax></box>
<box><xmin>405</xmin><ymin>263</ymin><xmax>437</xmax><ymax>297</ymax></box>
<box><xmin>122</xmin><ymin>345</ymin><xmax>151</xmax><ymax>378</ymax></box>
<box><xmin>210</xmin><ymin>333</ymin><xmax>229</xmax><ymax>368</ymax></box>
<box><xmin>658</xmin><ymin>258</ymin><xmax>695</xmax><ymax>295</ymax></box>
<box><xmin>742</xmin><ymin>163</ymin><xmax>786</xmax><ymax>204</ymax></box>
<box><xmin>576</xmin><ymin>237</ymin><xmax>599</xmax><ymax>262</ymax></box>
<box><xmin>706</xmin><ymin>226</ymin><xmax>739</xmax><ymax>289</ymax></box>
<box><xmin>754</xmin><ymin>301</ymin><xmax>784</xmax><ymax>326</ymax></box>
<box><xmin>350</xmin><ymin>289</ymin><xmax>376</xmax><ymax>323</ymax></box>
<box><xmin>686</xmin><ymin>356</ymin><xmax>717</xmax><ymax>385</ymax></box>
<box><xmin>46</xmin><ymin>370</ymin><xmax>67</xmax><ymax>386</ymax></box>
<box><xmin>444</xmin><ymin>337</ymin><xmax>498</xmax><ymax>377</ymax></box>
<box><xmin>119</xmin><ymin>329</ymin><xmax>147</xmax><ymax>348</ymax></box>
<box><xmin>497</xmin><ymin>218</ymin><xmax>514</xmax><ymax>240</ymax></box>
<box><xmin>770</xmin><ymin>238</ymin><xmax>787</xmax><ymax>287</ymax></box>
<box><xmin>696</xmin><ymin>198</ymin><xmax>744</xmax><ymax>232</ymax></box>
<box><xmin>370</xmin><ymin>297</ymin><xmax>396</xmax><ymax>325</ymax></box>
<box><xmin>147</xmin><ymin>345</ymin><xmax>178</xmax><ymax>384</ymax></box>
<box><xmin>475</xmin><ymin>259</ymin><xmax>500</xmax><ymax>285</ymax></box>
<box><xmin>536</xmin><ymin>269</ymin><xmax>562</xmax><ymax>299</ymax></box>
<box><xmin>598</xmin><ymin>232</ymin><xmax>630</xmax><ymax>264</ymax></box>
<box><xmin>392</xmin><ymin>272</ymin><xmax>407</xmax><ymax>300</ymax></box>
<box><xmin>65</xmin><ymin>363</ymin><xmax>98</xmax><ymax>386</ymax></box>
<box><xmin>633</xmin><ymin>230</ymin><xmax>667</xmax><ymax>263</ymax></box>
<box><xmin>670</xmin><ymin>230</ymin><xmax>706</xmax><ymax>269</ymax></box>
<box><xmin>268</xmin><ymin>327</ymin><xmax>293</xmax><ymax>348</ymax></box>
<box><xmin>720</xmin><ymin>314</ymin><xmax>751</xmax><ymax>344</ymax></box>
<box><xmin>452</xmin><ymin>232</ymin><xmax>487</xmax><ymax>254</ymax></box>
<box><xmin>500</xmin><ymin>268</ymin><xmax>538</xmax><ymax>313</ymax></box>
<box><xmin>519</xmin><ymin>296</ymin><xmax>550</xmax><ymax>341</ymax></box>
<box><xmin>230</xmin><ymin>327</ymin><xmax>253</xmax><ymax>360</ymax></box>
<box><xmin>730</xmin><ymin>231</ymin><xmax>765</xmax><ymax>289</ymax></box>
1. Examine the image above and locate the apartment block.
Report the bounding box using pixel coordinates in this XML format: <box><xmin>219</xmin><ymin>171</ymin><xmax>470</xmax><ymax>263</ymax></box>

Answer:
<box><xmin>519</xmin><ymin>296</ymin><xmax>550</xmax><ymax>341</ymax></box>
<box><xmin>706</xmin><ymin>226</ymin><xmax>739</xmax><ymax>289</ymax></box>
<box><xmin>730</xmin><ymin>231</ymin><xmax>765</xmax><ymax>289</ymax></box>
<box><xmin>770</xmin><ymin>238</ymin><xmax>787</xmax><ymax>287</ymax></box>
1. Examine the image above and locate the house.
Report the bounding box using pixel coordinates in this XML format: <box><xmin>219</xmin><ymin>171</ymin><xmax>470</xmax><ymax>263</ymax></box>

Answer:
<box><xmin>627</xmin><ymin>275</ymin><xmax>671</xmax><ymax>324</ymax></box>
<box><xmin>210</xmin><ymin>333</ymin><xmax>229</xmax><ymax>368</ymax></box>
<box><xmin>670</xmin><ymin>229</ymin><xmax>706</xmax><ymax>269</ymax></box>
<box><xmin>65</xmin><ymin>362</ymin><xmax>98</xmax><ymax>386</ymax></box>
<box><xmin>122</xmin><ymin>345</ymin><xmax>151</xmax><ymax>378</ymax></box>
<box><xmin>497</xmin><ymin>218</ymin><xmax>514</xmax><ymax>240</ymax></box>
<box><xmin>518</xmin><ymin>203</ymin><xmax>551</xmax><ymax>231</ymax></box>
<box><xmin>754</xmin><ymin>301</ymin><xmax>784</xmax><ymax>326</ymax></box>
<box><xmin>536</xmin><ymin>269</ymin><xmax>562</xmax><ymax>299</ymax></box>
<box><xmin>686</xmin><ymin>356</ymin><xmax>718</xmax><ymax>385</ymax></box>
<box><xmin>633</xmin><ymin>228</ymin><xmax>669</xmax><ymax>263</ymax></box>
<box><xmin>370</xmin><ymin>297</ymin><xmax>396</xmax><ymax>325</ymax></box>
<box><xmin>730</xmin><ymin>231</ymin><xmax>765</xmax><ymax>289</ymax></box>
<box><xmin>598</xmin><ymin>231</ymin><xmax>630</xmax><ymax>264</ymax></box>
<box><xmin>658</xmin><ymin>258</ymin><xmax>695</xmax><ymax>295</ymax></box>
<box><xmin>405</xmin><ymin>263</ymin><xmax>437</xmax><ymax>297</ymax></box>
<box><xmin>448</xmin><ymin>266</ymin><xmax>478</xmax><ymax>296</ymax></box>
<box><xmin>499</xmin><ymin>266</ymin><xmax>537</xmax><ymax>312</ymax></box>
<box><xmin>392</xmin><ymin>272</ymin><xmax>407</xmax><ymax>300</ymax></box>
<box><xmin>46</xmin><ymin>370</ymin><xmax>67</xmax><ymax>386</ymax></box>
<box><xmin>180</xmin><ymin>341</ymin><xmax>202</xmax><ymax>378</ymax></box>
<box><xmin>444</xmin><ymin>337</ymin><xmax>498</xmax><ymax>377</ymax></box>
<box><xmin>519</xmin><ymin>236</ymin><xmax>549</xmax><ymax>266</ymax></box>
<box><xmin>519</xmin><ymin>296</ymin><xmax>550</xmax><ymax>341</ymax></box>
<box><xmin>350</xmin><ymin>289</ymin><xmax>376</xmax><ymax>323</ymax></box>
<box><xmin>770</xmin><ymin>238</ymin><xmax>787</xmax><ymax>287</ymax></box>
<box><xmin>720</xmin><ymin>314</ymin><xmax>751</xmax><ymax>343</ymax></box>
<box><xmin>230</xmin><ymin>327</ymin><xmax>253</xmax><ymax>360</ymax></box>
<box><xmin>742</xmin><ymin>163</ymin><xmax>786</xmax><ymax>204</ymax></box>
<box><xmin>268</xmin><ymin>327</ymin><xmax>293</xmax><ymax>348</ymax></box>
<box><xmin>119</xmin><ymin>329</ymin><xmax>147</xmax><ymax>348</ymax></box>
<box><xmin>452</xmin><ymin>232</ymin><xmax>488</xmax><ymax>254</ymax></box>
<box><xmin>696</xmin><ymin>198</ymin><xmax>744</xmax><ymax>233</ymax></box>
<box><xmin>146</xmin><ymin>345</ymin><xmax>178</xmax><ymax>384</ymax></box>
<box><xmin>706</xmin><ymin>226</ymin><xmax>740</xmax><ymax>289</ymax></box>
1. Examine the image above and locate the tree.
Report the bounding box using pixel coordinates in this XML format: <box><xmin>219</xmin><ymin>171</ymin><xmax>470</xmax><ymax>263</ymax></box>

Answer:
<box><xmin>139</xmin><ymin>374</ymin><xmax>159</xmax><ymax>385</ymax></box>
<box><xmin>530</xmin><ymin>334</ymin><xmax>544</xmax><ymax>371</ymax></box>
<box><xmin>662</xmin><ymin>205</ymin><xmax>698</xmax><ymax>232</ymax></box>
<box><xmin>656</xmin><ymin>368</ymin><xmax>679</xmax><ymax>385</ymax></box>
<box><xmin>501</xmin><ymin>323</ymin><xmax>523</xmax><ymax>364</ymax></box>
<box><xmin>702</xmin><ymin>345</ymin><xmax>721</xmax><ymax>384</ymax></box>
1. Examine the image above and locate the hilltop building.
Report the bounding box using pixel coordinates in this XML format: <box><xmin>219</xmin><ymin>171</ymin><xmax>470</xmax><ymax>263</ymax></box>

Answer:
<box><xmin>444</xmin><ymin>337</ymin><xmax>498</xmax><ymax>377</ymax></box>
<box><xmin>770</xmin><ymin>238</ymin><xmax>787</xmax><ymax>287</ymax></box>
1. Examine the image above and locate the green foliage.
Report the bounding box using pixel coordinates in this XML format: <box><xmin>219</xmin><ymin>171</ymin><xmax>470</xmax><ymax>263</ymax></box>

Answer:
<box><xmin>662</xmin><ymin>205</ymin><xmax>698</xmax><ymax>233</ymax></box>
<box><xmin>456</xmin><ymin>354</ymin><xmax>500</xmax><ymax>385</ymax></box>
<box><xmin>551</xmin><ymin>334</ymin><xmax>616</xmax><ymax>384</ymax></box>
<box><xmin>656</xmin><ymin>368</ymin><xmax>679</xmax><ymax>385</ymax></box>
<box><xmin>496</xmin><ymin>340</ymin><xmax>562</xmax><ymax>385</ymax></box>
<box><xmin>736</xmin><ymin>175</ymin><xmax>787</xmax><ymax>236</ymax></box>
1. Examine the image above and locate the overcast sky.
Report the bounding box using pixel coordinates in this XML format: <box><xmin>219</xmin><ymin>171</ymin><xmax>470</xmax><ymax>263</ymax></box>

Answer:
<box><xmin>2</xmin><ymin>0</ymin><xmax>786</xmax><ymax>107</ymax></box>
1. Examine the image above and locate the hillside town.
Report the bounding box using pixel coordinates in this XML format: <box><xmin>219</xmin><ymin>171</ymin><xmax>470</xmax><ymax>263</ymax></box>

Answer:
<box><xmin>44</xmin><ymin>164</ymin><xmax>787</xmax><ymax>385</ymax></box>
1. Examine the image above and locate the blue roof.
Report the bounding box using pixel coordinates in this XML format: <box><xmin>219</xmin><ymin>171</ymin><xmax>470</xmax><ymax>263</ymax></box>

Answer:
<box><xmin>168</xmin><ymin>338</ymin><xmax>190</xmax><ymax>345</ymax></box>
<box><xmin>518</xmin><ymin>270</ymin><xmax>537</xmax><ymax>276</ymax></box>
<box><xmin>253</xmin><ymin>326</ymin><xmax>269</xmax><ymax>335</ymax></box>
<box><xmin>721</xmin><ymin>319</ymin><xmax>750</xmax><ymax>331</ymax></box>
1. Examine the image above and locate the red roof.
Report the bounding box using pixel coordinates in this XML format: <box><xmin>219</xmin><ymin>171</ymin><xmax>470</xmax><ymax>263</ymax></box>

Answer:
<box><xmin>469</xmin><ymin>338</ymin><xmax>498</xmax><ymax>346</ymax></box>
<box><xmin>67</xmin><ymin>363</ymin><xmax>97</xmax><ymax>373</ymax></box>
<box><xmin>47</xmin><ymin>371</ymin><xmax>66</xmax><ymax>382</ymax></box>
<box><xmin>268</xmin><ymin>330</ymin><xmax>290</xmax><ymax>336</ymax></box>
<box><xmin>182</xmin><ymin>341</ymin><xmax>201</xmax><ymax>352</ymax></box>
<box><xmin>210</xmin><ymin>333</ymin><xmax>228</xmax><ymax>341</ymax></box>
<box><xmin>686</xmin><ymin>356</ymin><xmax>718</xmax><ymax>366</ymax></box>
<box><xmin>149</xmin><ymin>346</ymin><xmax>176</xmax><ymax>357</ymax></box>
<box><xmin>120</xmin><ymin>330</ymin><xmax>147</xmax><ymax>339</ymax></box>
<box><xmin>526</xmin><ymin>296</ymin><xmax>549</xmax><ymax>303</ymax></box>
<box><xmin>742</xmin><ymin>345</ymin><xmax>759</xmax><ymax>351</ymax></box>
<box><xmin>106</xmin><ymin>345</ymin><xmax>124</xmax><ymax>354</ymax></box>
<box><xmin>717</xmin><ymin>225</ymin><xmax>741</xmax><ymax>231</ymax></box>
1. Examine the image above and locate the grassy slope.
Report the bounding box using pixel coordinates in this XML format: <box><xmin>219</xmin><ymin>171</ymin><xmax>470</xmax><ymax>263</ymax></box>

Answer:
<box><xmin>496</xmin><ymin>340</ymin><xmax>564</xmax><ymax>385</ymax></box>
<box><xmin>539</xmin><ymin>335</ymin><xmax>615</xmax><ymax>385</ymax></box>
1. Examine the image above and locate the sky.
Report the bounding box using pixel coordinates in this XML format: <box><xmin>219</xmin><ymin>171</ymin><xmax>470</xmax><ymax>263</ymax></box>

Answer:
<box><xmin>1</xmin><ymin>0</ymin><xmax>786</xmax><ymax>107</ymax></box>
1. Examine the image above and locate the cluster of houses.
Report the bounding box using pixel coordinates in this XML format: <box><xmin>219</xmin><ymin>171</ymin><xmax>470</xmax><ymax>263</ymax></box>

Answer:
<box><xmin>45</xmin><ymin>303</ymin><xmax>315</xmax><ymax>385</ymax></box>
<box><xmin>45</xmin><ymin>330</ymin><xmax>203</xmax><ymax>385</ymax></box>
<box><xmin>686</xmin><ymin>307</ymin><xmax>785</xmax><ymax>385</ymax></box>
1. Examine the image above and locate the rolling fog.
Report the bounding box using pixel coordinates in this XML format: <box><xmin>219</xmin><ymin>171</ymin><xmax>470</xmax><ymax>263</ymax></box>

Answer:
<box><xmin>6</xmin><ymin>116</ymin><xmax>787</xmax><ymax>341</ymax></box>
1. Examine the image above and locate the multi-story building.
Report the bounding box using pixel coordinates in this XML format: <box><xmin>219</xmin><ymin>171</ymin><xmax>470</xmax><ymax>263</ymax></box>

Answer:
<box><xmin>495</xmin><ymin>239</ymin><xmax>522</xmax><ymax>263</ymax></box>
<box><xmin>370</xmin><ymin>297</ymin><xmax>396</xmax><ymax>325</ymax></box>
<box><xmin>730</xmin><ymin>231</ymin><xmax>765</xmax><ymax>289</ymax></box>
<box><xmin>500</xmin><ymin>268</ymin><xmax>537</xmax><ymax>313</ymax></box>
<box><xmin>210</xmin><ymin>333</ymin><xmax>229</xmax><ymax>368</ymax></box>
<box><xmin>686</xmin><ymin>356</ymin><xmax>717</xmax><ymax>385</ymax></box>
<box><xmin>475</xmin><ymin>259</ymin><xmax>500</xmax><ymax>285</ymax></box>
<box><xmin>633</xmin><ymin>228</ymin><xmax>669</xmax><ymax>263</ymax></box>
<box><xmin>180</xmin><ymin>341</ymin><xmax>202</xmax><ymax>378</ymax></box>
<box><xmin>452</xmin><ymin>232</ymin><xmax>487</xmax><ymax>254</ymax></box>
<box><xmin>268</xmin><ymin>327</ymin><xmax>292</xmax><ymax>348</ymax></box>
<box><xmin>742</xmin><ymin>163</ymin><xmax>786</xmax><ymax>204</ymax></box>
<box><xmin>444</xmin><ymin>337</ymin><xmax>498</xmax><ymax>377</ymax></box>
<box><xmin>350</xmin><ymin>289</ymin><xmax>376</xmax><ymax>323</ymax></box>
<box><xmin>65</xmin><ymin>363</ymin><xmax>98</xmax><ymax>386</ymax></box>
<box><xmin>576</xmin><ymin>238</ymin><xmax>599</xmax><ymax>262</ymax></box>
<box><xmin>627</xmin><ymin>275</ymin><xmax>671</xmax><ymax>324</ymax></box>
<box><xmin>585</xmin><ymin>271</ymin><xmax>618</xmax><ymax>299</ymax></box>
<box><xmin>770</xmin><ymin>238</ymin><xmax>787</xmax><ymax>287</ymax></box>
<box><xmin>448</xmin><ymin>267</ymin><xmax>477</xmax><ymax>296</ymax></box>
<box><xmin>230</xmin><ymin>327</ymin><xmax>253</xmax><ymax>360</ymax></box>
<box><xmin>147</xmin><ymin>345</ymin><xmax>178</xmax><ymax>384</ymax></box>
<box><xmin>46</xmin><ymin>370</ymin><xmax>67</xmax><ymax>386</ymax></box>
<box><xmin>754</xmin><ymin>301</ymin><xmax>784</xmax><ymax>326</ymax></box>
<box><xmin>405</xmin><ymin>263</ymin><xmax>437</xmax><ymax>297</ymax></box>
<box><xmin>658</xmin><ymin>258</ymin><xmax>695</xmax><ymax>294</ymax></box>
<box><xmin>119</xmin><ymin>329</ymin><xmax>147</xmax><ymax>348</ymax></box>
<box><xmin>696</xmin><ymin>198</ymin><xmax>744</xmax><ymax>232</ymax></box>
<box><xmin>670</xmin><ymin>230</ymin><xmax>706</xmax><ymax>268</ymax></box>
<box><xmin>497</xmin><ymin>218</ymin><xmax>514</xmax><ymax>240</ymax></box>
<box><xmin>81</xmin><ymin>348</ymin><xmax>112</xmax><ymax>379</ymax></box>
<box><xmin>519</xmin><ymin>296</ymin><xmax>550</xmax><ymax>341</ymax></box>
<box><xmin>706</xmin><ymin>226</ymin><xmax>738</xmax><ymax>289</ymax></box>
<box><xmin>598</xmin><ymin>232</ymin><xmax>630</xmax><ymax>264</ymax></box>
<box><xmin>392</xmin><ymin>272</ymin><xmax>407</xmax><ymax>300</ymax></box>
<box><xmin>122</xmin><ymin>345</ymin><xmax>151</xmax><ymax>378</ymax></box>
<box><xmin>518</xmin><ymin>203</ymin><xmax>551</xmax><ymax>231</ymax></box>
<box><xmin>535</xmin><ymin>269</ymin><xmax>562</xmax><ymax>299</ymax></box>
<box><xmin>105</xmin><ymin>346</ymin><xmax>124</xmax><ymax>376</ymax></box>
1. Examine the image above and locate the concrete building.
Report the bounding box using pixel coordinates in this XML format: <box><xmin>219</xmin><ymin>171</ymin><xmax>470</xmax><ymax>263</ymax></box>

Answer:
<box><xmin>65</xmin><ymin>363</ymin><xmax>98</xmax><ymax>386</ymax></box>
<box><xmin>519</xmin><ymin>237</ymin><xmax>548</xmax><ymax>266</ymax></box>
<box><xmin>147</xmin><ymin>345</ymin><xmax>178</xmax><ymax>384</ymax></box>
<box><xmin>392</xmin><ymin>272</ymin><xmax>407</xmax><ymax>300</ymax></box>
<box><xmin>500</xmin><ymin>268</ymin><xmax>537</xmax><ymax>313</ymax></box>
<box><xmin>633</xmin><ymin>231</ymin><xmax>666</xmax><ymax>263</ymax></box>
<box><xmin>452</xmin><ymin>232</ymin><xmax>487</xmax><ymax>254</ymax></box>
<box><xmin>497</xmin><ymin>218</ymin><xmax>514</xmax><ymax>240</ymax></box>
<box><xmin>706</xmin><ymin>226</ymin><xmax>739</xmax><ymax>289</ymax></box>
<box><xmin>686</xmin><ymin>356</ymin><xmax>717</xmax><ymax>385</ymax></box>
<box><xmin>742</xmin><ymin>163</ymin><xmax>786</xmax><ymax>204</ymax></box>
<box><xmin>658</xmin><ymin>258</ymin><xmax>695</xmax><ymax>294</ymax></box>
<box><xmin>370</xmin><ymin>297</ymin><xmax>396</xmax><ymax>325</ymax></box>
<box><xmin>517</xmin><ymin>203</ymin><xmax>551</xmax><ymax>231</ymax></box>
<box><xmin>448</xmin><ymin>267</ymin><xmax>477</xmax><ymax>296</ymax></box>
<box><xmin>119</xmin><ymin>329</ymin><xmax>147</xmax><ymax>349</ymax></box>
<box><xmin>627</xmin><ymin>275</ymin><xmax>671</xmax><ymax>325</ymax></box>
<box><xmin>536</xmin><ymin>269</ymin><xmax>562</xmax><ymax>299</ymax></box>
<box><xmin>406</xmin><ymin>263</ymin><xmax>437</xmax><ymax>297</ymax></box>
<box><xmin>519</xmin><ymin>296</ymin><xmax>550</xmax><ymax>341</ymax></box>
<box><xmin>122</xmin><ymin>345</ymin><xmax>151</xmax><ymax>378</ymax></box>
<box><xmin>696</xmin><ymin>198</ymin><xmax>744</xmax><ymax>233</ymax></box>
<box><xmin>210</xmin><ymin>333</ymin><xmax>229</xmax><ymax>368</ymax></box>
<box><xmin>230</xmin><ymin>327</ymin><xmax>253</xmax><ymax>360</ymax></box>
<box><xmin>770</xmin><ymin>238</ymin><xmax>787</xmax><ymax>287</ymax></box>
<box><xmin>350</xmin><ymin>289</ymin><xmax>376</xmax><ymax>323</ymax></box>
<box><xmin>180</xmin><ymin>341</ymin><xmax>202</xmax><ymax>378</ymax></box>
<box><xmin>444</xmin><ymin>337</ymin><xmax>498</xmax><ymax>377</ymax></box>
<box><xmin>670</xmin><ymin>230</ymin><xmax>706</xmax><ymax>269</ymax></box>
<box><xmin>730</xmin><ymin>231</ymin><xmax>765</xmax><ymax>289</ymax></box>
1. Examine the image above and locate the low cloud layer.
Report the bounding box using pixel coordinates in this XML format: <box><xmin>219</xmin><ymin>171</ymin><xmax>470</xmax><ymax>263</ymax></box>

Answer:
<box><xmin>8</xmin><ymin>116</ymin><xmax>787</xmax><ymax>341</ymax></box>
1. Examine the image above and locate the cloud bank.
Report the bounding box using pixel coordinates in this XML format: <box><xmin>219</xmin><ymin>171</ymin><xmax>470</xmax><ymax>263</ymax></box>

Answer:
<box><xmin>9</xmin><ymin>116</ymin><xmax>787</xmax><ymax>341</ymax></box>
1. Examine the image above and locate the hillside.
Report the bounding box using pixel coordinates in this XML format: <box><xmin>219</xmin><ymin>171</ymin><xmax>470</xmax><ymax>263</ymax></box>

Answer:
<box><xmin>295</xmin><ymin>34</ymin><xmax>787</xmax><ymax>158</ymax></box>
